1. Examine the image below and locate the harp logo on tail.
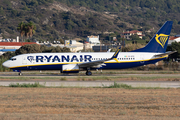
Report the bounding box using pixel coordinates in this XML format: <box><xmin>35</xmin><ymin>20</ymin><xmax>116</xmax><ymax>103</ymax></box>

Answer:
<box><xmin>155</xmin><ymin>34</ymin><xmax>169</xmax><ymax>48</ymax></box>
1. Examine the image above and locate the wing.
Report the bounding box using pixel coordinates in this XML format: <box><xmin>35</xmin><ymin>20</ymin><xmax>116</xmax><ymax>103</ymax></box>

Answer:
<box><xmin>78</xmin><ymin>58</ymin><xmax>111</xmax><ymax>68</ymax></box>
<box><xmin>78</xmin><ymin>47</ymin><xmax>121</xmax><ymax>68</ymax></box>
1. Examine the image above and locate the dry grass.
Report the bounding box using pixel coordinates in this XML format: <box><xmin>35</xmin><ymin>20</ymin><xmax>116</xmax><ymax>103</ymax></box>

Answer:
<box><xmin>0</xmin><ymin>87</ymin><xmax>180</xmax><ymax>119</ymax></box>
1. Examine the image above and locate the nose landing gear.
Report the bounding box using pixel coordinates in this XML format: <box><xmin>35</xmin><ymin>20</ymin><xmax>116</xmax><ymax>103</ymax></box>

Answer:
<box><xmin>18</xmin><ymin>72</ymin><xmax>22</xmax><ymax>76</ymax></box>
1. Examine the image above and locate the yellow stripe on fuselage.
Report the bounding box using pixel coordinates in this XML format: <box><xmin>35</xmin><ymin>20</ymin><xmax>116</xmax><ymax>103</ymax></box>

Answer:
<box><xmin>113</xmin><ymin>58</ymin><xmax>119</xmax><ymax>63</ymax></box>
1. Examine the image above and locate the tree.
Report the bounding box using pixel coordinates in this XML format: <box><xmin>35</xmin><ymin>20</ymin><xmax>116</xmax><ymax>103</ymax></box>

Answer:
<box><xmin>0</xmin><ymin>51</ymin><xmax>16</xmax><ymax>60</ymax></box>
<box><xmin>130</xmin><ymin>34</ymin><xmax>141</xmax><ymax>40</ymax></box>
<box><xmin>15</xmin><ymin>44</ymin><xmax>41</xmax><ymax>55</ymax></box>
<box><xmin>40</xmin><ymin>45</ymin><xmax>70</xmax><ymax>53</ymax></box>
<box><xmin>17</xmin><ymin>21</ymin><xmax>36</xmax><ymax>42</ymax></box>
<box><xmin>17</xmin><ymin>22</ymin><xmax>25</xmax><ymax>42</ymax></box>
<box><xmin>0</xmin><ymin>7</ymin><xmax>4</xmax><ymax>15</ymax></box>
<box><xmin>25</xmin><ymin>21</ymin><xmax>36</xmax><ymax>38</ymax></box>
<box><xmin>62</xmin><ymin>47</ymin><xmax>70</xmax><ymax>52</ymax></box>
<box><xmin>59</xmin><ymin>39</ymin><xmax>64</xmax><ymax>44</ymax></box>
<box><xmin>167</xmin><ymin>42</ymin><xmax>180</xmax><ymax>59</ymax></box>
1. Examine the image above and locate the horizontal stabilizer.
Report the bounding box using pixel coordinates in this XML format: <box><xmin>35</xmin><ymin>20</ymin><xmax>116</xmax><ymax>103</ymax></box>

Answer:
<box><xmin>154</xmin><ymin>51</ymin><xmax>177</xmax><ymax>57</ymax></box>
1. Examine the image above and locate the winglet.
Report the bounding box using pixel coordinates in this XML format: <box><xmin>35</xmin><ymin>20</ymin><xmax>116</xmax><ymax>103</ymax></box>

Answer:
<box><xmin>112</xmin><ymin>47</ymin><xmax>121</xmax><ymax>58</ymax></box>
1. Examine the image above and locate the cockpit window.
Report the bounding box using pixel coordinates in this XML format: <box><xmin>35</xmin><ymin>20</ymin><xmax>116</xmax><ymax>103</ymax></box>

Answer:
<box><xmin>10</xmin><ymin>58</ymin><xmax>16</xmax><ymax>61</ymax></box>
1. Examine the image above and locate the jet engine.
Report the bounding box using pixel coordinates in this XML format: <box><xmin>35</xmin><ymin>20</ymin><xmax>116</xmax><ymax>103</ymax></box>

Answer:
<box><xmin>62</xmin><ymin>64</ymin><xmax>79</xmax><ymax>73</ymax></box>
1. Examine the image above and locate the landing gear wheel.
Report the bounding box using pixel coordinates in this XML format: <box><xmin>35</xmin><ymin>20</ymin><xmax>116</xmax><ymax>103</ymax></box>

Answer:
<box><xmin>19</xmin><ymin>72</ymin><xmax>22</xmax><ymax>76</ymax></box>
<box><xmin>86</xmin><ymin>71</ymin><xmax>92</xmax><ymax>76</ymax></box>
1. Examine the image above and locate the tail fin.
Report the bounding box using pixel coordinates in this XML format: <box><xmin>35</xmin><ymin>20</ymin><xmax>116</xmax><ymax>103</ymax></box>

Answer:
<box><xmin>111</xmin><ymin>46</ymin><xmax>121</xmax><ymax>63</ymax></box>
<box><xmin>131</xmin><ymin>21</ymin><xmax>173</xmax><ymax>53</ymax></box>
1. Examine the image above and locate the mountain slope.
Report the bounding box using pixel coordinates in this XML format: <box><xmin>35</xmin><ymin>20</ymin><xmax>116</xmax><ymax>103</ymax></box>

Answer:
<box><xmin>0</xmin><ymin>0</ymin><xmax>180</xmax><ymax>42</ymax></box>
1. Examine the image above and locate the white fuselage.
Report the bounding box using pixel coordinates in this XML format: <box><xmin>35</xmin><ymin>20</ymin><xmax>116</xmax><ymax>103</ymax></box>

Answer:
<box><xmin>2</xmin><ymin>52</ymin><xmax>166</xmax><ymax>70</ymax></box>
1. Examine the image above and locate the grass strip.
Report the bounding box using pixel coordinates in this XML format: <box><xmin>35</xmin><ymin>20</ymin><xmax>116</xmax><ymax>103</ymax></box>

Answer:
<box><xmin>103</xmin><ymin>82</ymin><xmax>133</xmax><ymax>89</ymax></box>
<box><xmin>103</xmin><ymin>82</ymin><xmax>172</xmax><ymax>89</ymax></box>
<box><xmin>9</xmin><ymin>82</ymin><xmax>45</xmax><ymax>87</ymax></box>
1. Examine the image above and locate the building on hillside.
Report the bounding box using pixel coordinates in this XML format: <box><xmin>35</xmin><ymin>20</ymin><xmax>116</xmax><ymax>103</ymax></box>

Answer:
<box><xmin>122</xmin><ymin>30</ymin><xmax>143</xmax><ymax>39</ymax></box>
<box><xmin>0</xmin><ymin>49</ymin><xmax>16</xmax><ymax>55</ymax></box>
<box><xmin>92</xmin><ymin>45</ymin><xmax>118</xmax><ymax>52</ymax></box>
<box><xmin>64</xmin><ymin>40</ymin><xmax>70</xmax><ymax>45</ymax></box>
<box><xmin>0</xmin><ymin>42</ymin><xmax>38</xmax><ymax>55</ymax></box>
<box><xmin>0</xmin><ymin>36</ymin><xmax>19</xmax><ymax>42</ymax></box>
<box><xmin>51</xmin><ymin>41</ymin><xmax>92</xmax><ymax>53</ymax></box>
<box><xmin>87</xmin><ymin>35</ymin><xmax>100</xmax><ymax>44</ymax></box>
<box><xmin>64</xmin><ymin>40</ymin><xmax>76</xmax><ymax>46</ymax></box>
<box><xmin>70</xmin><ymin>40</ymin><xmax>76</xmax><ymax>45</ymax></box>
<box><xmin>67</xmin><ymin>41</ymin><xmax>92</xmax><ymax>52</ymax></box>
<box><xmin>0</xmin><ymin>42</ymin><xmax>38</xmax><ymax>49</ymax></box>
<box><xmin>168</xmin><ymin>35</ymin><xmax>180</xmax><ymax>45</ymax></box>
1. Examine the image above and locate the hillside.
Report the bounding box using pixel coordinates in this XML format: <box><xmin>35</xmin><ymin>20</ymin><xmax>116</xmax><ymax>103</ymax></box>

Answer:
<box><xmin>0</xmin><ymin>0</ymin><xmax>180</xmax><ymax>42</ymax></box>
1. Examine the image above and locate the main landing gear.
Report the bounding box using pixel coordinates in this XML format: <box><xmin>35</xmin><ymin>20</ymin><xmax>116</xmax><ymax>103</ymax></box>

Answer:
<box><xmin>86</xmin><ymin>70</ymin><xmax>92</xmax><ymax>76</ymax></box>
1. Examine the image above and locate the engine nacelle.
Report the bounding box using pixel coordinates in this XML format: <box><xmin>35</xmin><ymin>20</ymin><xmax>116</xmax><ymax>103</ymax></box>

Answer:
<box><xmin>62</xmin><ymin>64</ymin><xmax>79</xmax><ymax>73</ymax></box>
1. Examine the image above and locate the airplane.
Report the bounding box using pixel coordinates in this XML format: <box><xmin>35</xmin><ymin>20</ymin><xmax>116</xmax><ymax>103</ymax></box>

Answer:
<box><xmin>2</xmin><ymin>21</ymin><xmax>176</xmax><ymax>76</ymax></box>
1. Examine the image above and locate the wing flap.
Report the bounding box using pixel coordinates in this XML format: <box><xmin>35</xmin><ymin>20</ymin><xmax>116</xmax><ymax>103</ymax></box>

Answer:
<box><xmin>78</xmin><ymin>47</ymin><xmax>121</xmax><ymax>68</ymax></box>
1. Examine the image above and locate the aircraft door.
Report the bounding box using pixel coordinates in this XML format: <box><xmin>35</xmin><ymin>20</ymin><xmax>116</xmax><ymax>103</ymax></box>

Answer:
<box><xmin>22</xmin><ymin>56</ymin><xmax>27</xmax><ymax>64</ymax></box>
<box><xmin>140</xmin><ymin>55</ymin><xmax>144</xmax><ymax>64</ymax></box>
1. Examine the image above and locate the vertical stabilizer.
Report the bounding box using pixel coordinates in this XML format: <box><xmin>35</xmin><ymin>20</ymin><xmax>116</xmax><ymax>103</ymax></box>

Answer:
<box><xmin>131</xmin><ymin>21</ymin><xmax>173</xmax><ymax>53</ymax></box>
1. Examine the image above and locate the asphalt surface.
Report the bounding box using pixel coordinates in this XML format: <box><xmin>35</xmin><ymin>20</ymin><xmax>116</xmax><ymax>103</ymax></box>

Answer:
<box><xmin>1</xmin><ymin>72</ymin><xmax>180</xmax><ymax>77</ymax></box>
<box><xmin>0</xmin><ymin>81</ymin><xmax>180</xmax><ymax>88</ymax></box>
<box><xmin>0</xmin><ymin>72</ymin><xmax>180</xmax><ymax>88</ymax></box>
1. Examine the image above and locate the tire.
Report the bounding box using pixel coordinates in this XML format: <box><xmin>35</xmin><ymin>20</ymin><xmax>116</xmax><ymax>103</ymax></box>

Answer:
<box><xmin>87</xmin><ymin>71</ymin><xmax>92</xmax><ymax>76</ymax></box>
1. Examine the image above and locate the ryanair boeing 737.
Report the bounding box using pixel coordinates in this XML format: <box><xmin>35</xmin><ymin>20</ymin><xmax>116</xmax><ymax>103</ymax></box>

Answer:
<box><xmin>2</xmin><ymin>21</ymin><xmax>175</xmax><ymax>75</ymax></box>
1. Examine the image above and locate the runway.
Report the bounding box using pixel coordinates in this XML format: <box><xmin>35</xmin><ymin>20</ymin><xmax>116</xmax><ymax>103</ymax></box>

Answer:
<box><xmin>0</xmin><ymin>81</ymin><xmax>179</xmax><ymax>88</ymax></box>
<box><xmin>0</xmin><ymin>72</ymin><xmax>180</xmax><ymax>88</ymax></box>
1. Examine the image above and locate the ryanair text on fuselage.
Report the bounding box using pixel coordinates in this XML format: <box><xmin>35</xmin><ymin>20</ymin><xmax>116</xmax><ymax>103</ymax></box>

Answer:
<box><xmin>28</xmin><ymin>55</ymin><xmax>92</xmax><ymax>63</ymax></box>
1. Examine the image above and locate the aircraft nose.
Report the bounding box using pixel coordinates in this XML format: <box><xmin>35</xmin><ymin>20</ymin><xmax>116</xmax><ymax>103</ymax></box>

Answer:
<box><xmin>2</xmin><ymin>61</ymin><xmax>9</xmax><ymax>68</ymax></box>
